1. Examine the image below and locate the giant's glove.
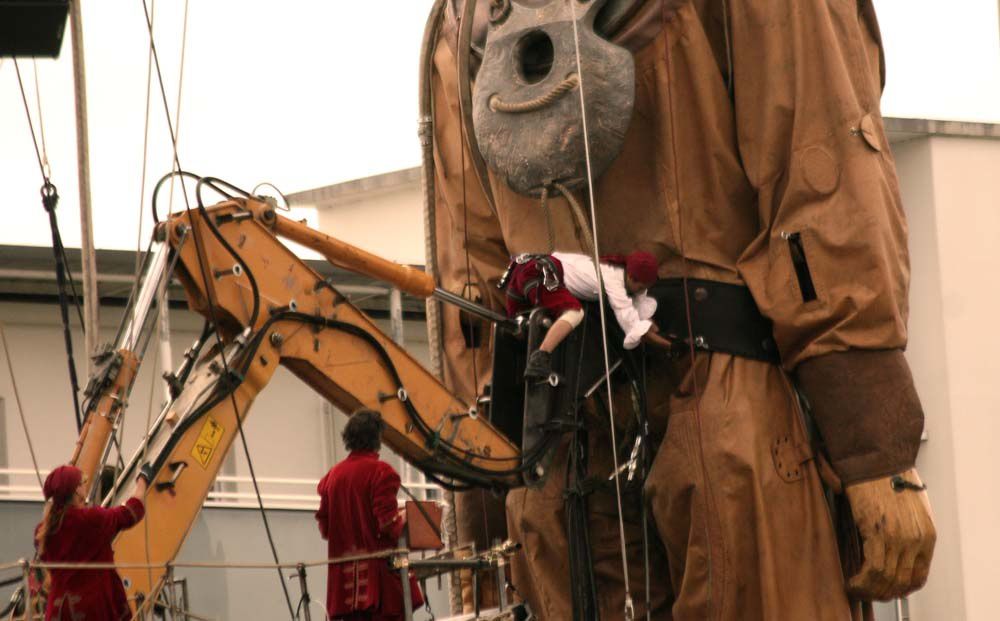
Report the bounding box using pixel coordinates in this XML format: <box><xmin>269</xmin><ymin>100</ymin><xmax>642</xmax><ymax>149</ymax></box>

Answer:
<box><xmin>844</xmin><ymin>467</ymin><xmax>936</xmax><ymax>601</ymax></box>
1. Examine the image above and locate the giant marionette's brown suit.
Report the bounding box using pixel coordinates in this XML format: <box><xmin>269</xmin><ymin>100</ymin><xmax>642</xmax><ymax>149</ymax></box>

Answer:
<box><xmin>426</xmin><ymin>1</ymin><xmax>935</xmax><ymax>619</ymax></box>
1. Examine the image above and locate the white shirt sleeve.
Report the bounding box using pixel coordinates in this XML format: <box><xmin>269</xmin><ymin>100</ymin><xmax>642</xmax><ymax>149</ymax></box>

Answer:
<box><xmin>601</xmin><ymin>266</ymin><xmax>653</xmax><ymax>350</ymax></box>
<box><xmin>553</xmin><ymin>252</ymin><xmax>657</xmax><ymax>350</ymax></box>
<box><xmin>633</xmin><ymin>290</ymin><xmax>658</xmax><ymax>321</ymax></box>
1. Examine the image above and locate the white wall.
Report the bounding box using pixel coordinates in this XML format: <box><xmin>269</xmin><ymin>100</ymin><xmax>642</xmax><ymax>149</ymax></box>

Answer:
<box><xmin>313</xmin><ymin>183</ymin><xmax>427</xmax><ymax>266</ymax></box>
<box><xmin>895</xmin><ymin>135</ymin><xmax>1000</xmax><ymax>621</ymax></box>
<box><xmin>0</xmin><ymin>300</ymin><xmax>430</xmax><ymax>500</ymax></box>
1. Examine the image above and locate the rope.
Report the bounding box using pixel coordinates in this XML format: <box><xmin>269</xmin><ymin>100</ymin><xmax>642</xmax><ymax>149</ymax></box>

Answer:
<box><xmin>32</xmin><ymin>60</ymin><xmax>51</xmax><ymax>179</ymax></box>
<box><xmin>118</xmin><ymin>0</ymin><xmax>164</xmax><ymax>490</ymax></box>
<box><xmin>455</xmin><ymin>1</ymin><xmax>493</xmax><ymax>553</ymax></box>
<box><xmin>539</xmin><ymin>185</ymin><xmax>554</xmax><ymax>254</ymax></box>
<box><xmin>138</xmin><ymin>2</ymin><xmax>294</xmax><ymax>615</ymax></box>
<box><xmin>489</xmin><ymin>74</ymin><xmax>579</xmax><ymax>113</ymax></box>
<box><xmin>25</xmin><ymin>549</ymin><xmax>405</xmax><ymax>571</ymax></box>
<box><xmin>12</xmin><ymin>59</ymin><xmax>48</xmax><ymax>182</ymax></box>
<box><xmin>661</xmin><ymin>4</ymin><xmax>724</xmax><ymax>618</ymax></box>
<box><xmin>133</xmin><ymin>0</ymin><xmax>158</xmax><ymax>287</ymax></box>
<box><xmin>133</xmin><ymin>0</ymin><xmax>159</xmax><ymax>595</ymax></box>
<box><xmin>0</xmin><ymin>324</ymin><xmax>44</xmax><ymax>491</ymax></box>
<box><xmin>458</xmin><ymin>79</ymin><xmax>481</xmax><ymax>397</ymax></box>
<box><xmin>568</xmin><ymin>3</ymin><xmax>635</xmax><ymax>618</ymax></box>
<box><xmin>552</xmin><ymin>181</ymin><xmax>594</xmax><ymax>256</ymax></box>
<box><xmin>162</xmin><ymin>0</ymin><xmax>191</xmax><ymax>220</ymax></box>
<box><xmin>13</xmin><ymin>58</ymin><xmax>86</xmax><ymax>431</ymax></box>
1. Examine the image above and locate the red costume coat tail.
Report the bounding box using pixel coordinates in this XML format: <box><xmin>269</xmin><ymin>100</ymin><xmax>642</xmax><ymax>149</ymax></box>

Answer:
<box><xmin>316</xmin><ymin>451</ymin><xmax>424</xmax><ymax>619</ymax></box>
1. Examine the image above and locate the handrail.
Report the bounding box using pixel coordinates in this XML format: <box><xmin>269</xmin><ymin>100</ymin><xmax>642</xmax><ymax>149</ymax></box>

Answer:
<box><xmin>0</xmin><ymin>470</ymin><xmax>444</xmax><ymax>510</ymax></box>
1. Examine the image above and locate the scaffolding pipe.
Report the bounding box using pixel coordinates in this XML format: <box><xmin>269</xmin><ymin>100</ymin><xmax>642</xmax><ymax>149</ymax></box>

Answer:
<box><xmin>390</xmin><ymin>288</ymin><xmax>405</xmax><ymax>346</ymax></box>
<box><xmin>157</xmin><ymin>276</ymin><xmax>172</xmax><ymax>402</ymax></box>
<box><xmin>70</xmin><ymin>0</ymin><xmax>100</xmax><ymax>372</ymax></box>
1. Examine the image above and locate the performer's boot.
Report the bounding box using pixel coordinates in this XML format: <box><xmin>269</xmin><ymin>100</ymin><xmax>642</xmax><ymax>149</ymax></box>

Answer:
<box><xmin>524</xmin><ymin>350</ymin><xmax>552</xmax><ymax>380</ymax></box>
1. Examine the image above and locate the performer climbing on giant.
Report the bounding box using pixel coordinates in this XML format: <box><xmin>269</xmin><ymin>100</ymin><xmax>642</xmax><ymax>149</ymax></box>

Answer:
<box><xmin>422</xmin><ymin>0</ymin><xmax>936</xmax><ymax>619</ymax></box>
<box><xmin>502</xmin><ymin>250</ymin><xmax>674</xmax><ymax>378</ymax></box>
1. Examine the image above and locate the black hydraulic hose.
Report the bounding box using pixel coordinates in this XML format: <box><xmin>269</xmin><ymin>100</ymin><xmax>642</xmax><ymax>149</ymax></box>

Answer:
<box><xmin>271</xmin><ymin>312</ymin><xmax>557</xmax><ymax>475</ymax></box>
<box><xmin>193</xmin><ymin>179</ymin><xmax>261</xmax><ymax>331</ymax></box>
<box><xmin>148</xmin><ymin>310</ymin><xmax>561</xmax><ymax>489</ymax></box>
<box><xmin>42</xmin><ymin>184</ymin><xmax>84</xmax><ymax>431</ymax></box>
<box><xmin>195</xmin><ymin>176</ymin><xmax>253</xmax><ymax>202</ymax></box>
<box><xmin>150</xmin><ymin>170</ymin><xmax>204</xmax><ymax>224</ymax></box>
<box><xmin>150</xmin><ymin>171</ymin><xmax>247</xmax><ymax>223</ymax></box>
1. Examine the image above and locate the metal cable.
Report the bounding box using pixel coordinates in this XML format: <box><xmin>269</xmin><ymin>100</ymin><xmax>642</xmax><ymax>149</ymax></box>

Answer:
<box><xmin>31</xmin><ymin>60</ymin><xmax>51</xmax><ymax>179</ymax></box>
<box><xmin>133</xmin><ymin>0</ymin><xmax>157</xmax><ymax>289</ymax></box>
<box><xmin>26</xmin><ymin>549</ymin><xmax>405</xmax><ymax>571</ymax></box>
<box><xmin>161</xmin><ymin>0</ymin><xmax>191</xmax><ymax>220</ymax></box>
<box><xmin>137</xmin><ymin>2</ymin><xmax>294</xmax><ymax>613</ymax></box>
<box><xmin>455</xmin><ymin>4</ymin><xmax>492</xmax><ymax>551</ymax></box>
<box><xmin>0</xmin><ymin>324</ymin><xmax>44</xmax><ymax>491</ymax></box>
<box><xmin>12</xmin><ymin>59</ymin><xmax>47</xmax><ymax>182</ymax></box>
<box><xmin>457</xmin><ymin>69</ymin><xmax>481</xmax><ymax>398</ymax></box>
<box><xmin>14</xmin><ymin>58</ymin><xmax>86</xmax><ymax>431</ymax></box>
<box><xmin>661</xmin><ymin>5</ymin><xmax>724</xmax><ymax>617</ymax></box>
<box><xmin>568</xmin><ymin>3</ymin><xmax>635</xmax><ymax>616</ymax></box>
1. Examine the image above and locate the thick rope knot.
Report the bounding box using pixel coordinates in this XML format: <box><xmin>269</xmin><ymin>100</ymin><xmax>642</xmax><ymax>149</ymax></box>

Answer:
<box><xmin>489</xmin><ymin>74</ymin><xmax>579</xmax><ymax>114</ymax></box>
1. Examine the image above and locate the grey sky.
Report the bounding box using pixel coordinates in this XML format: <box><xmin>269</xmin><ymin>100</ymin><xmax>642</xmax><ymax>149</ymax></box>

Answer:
<box><xmin>1</xmin><ymin>0</ymin><xmax>997</xmax><ymax>253</ymax></box>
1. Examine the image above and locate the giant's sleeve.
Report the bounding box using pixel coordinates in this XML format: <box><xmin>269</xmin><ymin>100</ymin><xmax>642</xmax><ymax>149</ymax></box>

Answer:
<box><xmin>730</xmin><ymin>0</ymin><xmax>923</xmax><ymax>484</ymax></box>
<box><xmin>372</xmin><ymin>463</ymin><xmax>405</xmax><ymax>541</ymax></box>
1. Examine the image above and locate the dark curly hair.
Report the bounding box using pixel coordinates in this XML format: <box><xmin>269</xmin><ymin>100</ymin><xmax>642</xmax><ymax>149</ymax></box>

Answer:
<box><xmin>342</xmin><ymin>408</ymin><xmax>385</xmax><ymax>452</ymax></box>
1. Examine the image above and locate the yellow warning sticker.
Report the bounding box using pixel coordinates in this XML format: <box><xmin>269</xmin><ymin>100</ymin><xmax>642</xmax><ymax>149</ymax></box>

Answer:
<box><xmin>191</xmin><ymin>416</ymin><xmax>225</xmax><ymax>469</ymax></box>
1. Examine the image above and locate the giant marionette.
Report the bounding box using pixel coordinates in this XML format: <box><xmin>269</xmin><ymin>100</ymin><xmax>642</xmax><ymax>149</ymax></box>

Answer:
<box><xmin>421</xmin><ymin>0</ymin><xmax>936</xmax><ymax>619</ymax></box>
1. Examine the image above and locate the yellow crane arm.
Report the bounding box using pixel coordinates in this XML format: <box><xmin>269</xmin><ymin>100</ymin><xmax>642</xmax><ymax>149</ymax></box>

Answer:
<box><xmin>66</xmin><ymin>197</ymin><xmax>520</xmax><ymax>611</ymax></box>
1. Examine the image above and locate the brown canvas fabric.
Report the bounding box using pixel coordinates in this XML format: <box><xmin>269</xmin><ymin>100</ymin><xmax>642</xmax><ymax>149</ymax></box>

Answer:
<box><xmin>428</xmin><ymin>0</ymin><xmax>924</xmax><ymax>618</ymax></box>
<box><xmin>645</xmin><ymin>352</ymin><xmax>851</xmax><ymax>619</ymax></box>
<box><xmin>795</xmin><ymin>349</ymin><xmax>925</xmax><ymax>485</ymax></box>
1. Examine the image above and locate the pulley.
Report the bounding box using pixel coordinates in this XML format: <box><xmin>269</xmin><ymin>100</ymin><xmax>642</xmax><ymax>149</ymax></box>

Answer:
<box><xmin>472</xmin><ymin>0</ymin><xmax>635</xmax><ymax>196</ymax></box>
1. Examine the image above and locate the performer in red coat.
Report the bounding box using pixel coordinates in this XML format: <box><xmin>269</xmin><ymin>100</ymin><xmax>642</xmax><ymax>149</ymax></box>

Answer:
<box><xmin>34</xmin><ymin>464</ymin><xmax>148</xmax><ymax>621</ymax></box>
<box><xmin>316</xmin><ymin>409</ymin><xmax>424</xmax><ymax>621</ymax></box>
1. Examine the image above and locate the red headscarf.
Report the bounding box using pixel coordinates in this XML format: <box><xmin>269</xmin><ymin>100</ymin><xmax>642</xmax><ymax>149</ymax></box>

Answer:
<box><xmin>43</xmin><ymin>465</ymin><xmax>82</xmax><ymax>506</ymax></box>
<box><xmin>601</xmin><ymin>251</ymin><xmax>659</xmax><ymax>285</ymax></box>
<box><xmin>626</xmin><ymin>251</ymin><xmax>658</xmax><ymax>285</ymax></box>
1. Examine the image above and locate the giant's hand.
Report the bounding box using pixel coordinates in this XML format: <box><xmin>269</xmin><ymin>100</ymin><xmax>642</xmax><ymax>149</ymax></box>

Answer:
<box><xmin>844</xmin><ymin>468</ymin><xmax>936</xmax><ymax>600</ymax></box>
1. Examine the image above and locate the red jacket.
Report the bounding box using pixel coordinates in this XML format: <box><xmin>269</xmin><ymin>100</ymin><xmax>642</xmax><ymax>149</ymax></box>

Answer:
<box><xmin>316</xmin><ymin>451</ymin><xmax>423</xmax><ymax>618</ymax></box>
<box><xmin>36</xmin><ymin>497</ymin><xmax>145</xmax><ymax>621</ymax></box>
